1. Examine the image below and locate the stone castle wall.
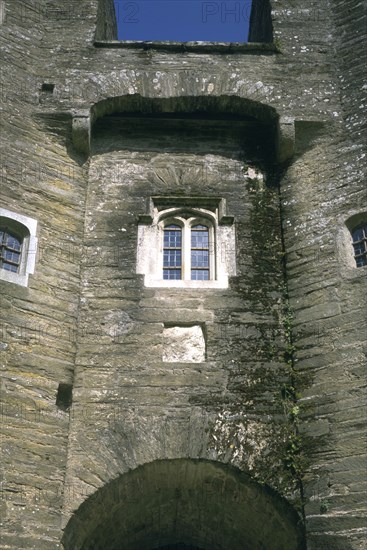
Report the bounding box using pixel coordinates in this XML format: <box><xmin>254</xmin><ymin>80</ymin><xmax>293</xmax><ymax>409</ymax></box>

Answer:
<box><xmin>0</xmin><ymin>1</ymin><xmax>365</xmax><ymax>548</ymax></box>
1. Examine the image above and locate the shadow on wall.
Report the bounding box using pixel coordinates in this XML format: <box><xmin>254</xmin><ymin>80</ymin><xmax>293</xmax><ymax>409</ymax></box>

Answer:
<box><xmin>61</xmin><ymin>459</ymin><xmax>305</xmax><ymax>550</ymax></box>
<box><xmin>248</xmin><ymin>0</ymin><xmax>273</xmax><ymax>42</ymax></box>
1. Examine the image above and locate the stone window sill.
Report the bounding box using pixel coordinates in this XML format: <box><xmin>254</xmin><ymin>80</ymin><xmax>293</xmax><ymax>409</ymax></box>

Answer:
<box><xmin>144</xmin><ymin>278</ymin><xmax>229</xmax><ymax>289</ymax></box>
<box><xmin>94</xmin><ymin>40</ymin><xmax>277</xmax><ymax>54</ymax></box>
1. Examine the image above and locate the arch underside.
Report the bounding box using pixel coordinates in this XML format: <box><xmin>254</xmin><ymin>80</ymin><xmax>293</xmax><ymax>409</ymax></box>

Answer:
<box><xmin>62</xmin><ymin>460</ymin><xmax>305</xmax><ymax>550</ymax></box>
<box><xmin>72</xmin><ymin>94</ymin><xmax>289</xmax><ymax>159</ymax></box>
<box><xmin>91</xmin><ymin>94</ymin><xmax>278</xmax><ymax>126</ymax></box>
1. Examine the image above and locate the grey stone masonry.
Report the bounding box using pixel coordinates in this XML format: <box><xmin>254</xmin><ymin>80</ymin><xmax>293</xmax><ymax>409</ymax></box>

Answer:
<box><xmin>0</xmin><ymin>1</ymin><xmax>365</xmax><ymax>549</ymax></box>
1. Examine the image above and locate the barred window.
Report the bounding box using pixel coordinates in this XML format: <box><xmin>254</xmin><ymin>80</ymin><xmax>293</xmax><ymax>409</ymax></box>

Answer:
<box><xmin>351</xmin><ymin>224</ymin><xmax>367</xmax><ymax>267</ymax></box>
<box><xmin>162</xmin><ymin>218</ymin><xmax>214</xmax><ymax>281</ymax></box>
<box><xmin>163</xmin><ymin>224</ymin><xmax>182</xmax><ymax>280</ymax></box>
<box><xmin>0</xmin><ymin>209</ymin><xmax>38</xmax><ymax>287</ymax></box>
<box><xmin>0</xmin><ymin>229</ymin><xmax>22</xmax><ymax>273</ymax></box>
<box><xmin>191</xmin><ymin>224</ymin><xmax>210</xmax><ymax>281</ymax></box>
<box><xmin>137</xmin><ymin>199</ymin><xmax>236</xmax><ymax>289</ymax></box>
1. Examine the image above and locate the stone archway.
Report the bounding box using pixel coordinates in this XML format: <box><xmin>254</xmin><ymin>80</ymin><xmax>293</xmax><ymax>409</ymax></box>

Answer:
<box><xmin>72</xmin><ymin>94</ymin><xmax>294</xmax><ymax>162</ymax></box>
<box><xmin>62</xmin><ymin>459</ymin><xmax>305</xmax><ymax>550</ymax></box>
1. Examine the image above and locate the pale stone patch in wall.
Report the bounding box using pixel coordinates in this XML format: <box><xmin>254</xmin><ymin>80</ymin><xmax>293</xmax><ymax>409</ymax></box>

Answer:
<box><xmin>162</xmin><ymin>325</ymin><xmax>206</xmax><ymax>362</ymax></box>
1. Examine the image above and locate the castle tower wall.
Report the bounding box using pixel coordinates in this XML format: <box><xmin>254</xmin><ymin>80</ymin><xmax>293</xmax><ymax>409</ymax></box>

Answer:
<box><xmin>0</xmin><ymin>1</ymin><xmax>365</xmax><ymax>548</ymax></box>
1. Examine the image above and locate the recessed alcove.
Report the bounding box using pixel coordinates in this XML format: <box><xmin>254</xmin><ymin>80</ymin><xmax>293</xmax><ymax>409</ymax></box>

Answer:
<box><xmin>163</xmin><ymin>325</ymin><xmax>206</xmax><ymax>363</ymax></box>
<box><xmin>72</xmin><ymin>94</ymin><xmax>295</xmax><ymax>161</ymax></box>
<box><xmin>56</xmin><ymin>383</ymin><xmax>73</xmax><ymax>411</ymax></box>
<box><xmin>88</xmin><ymin>95</ymin><xmax>279</xmax><ymax>165</ymax></box>
<box><xmin>41</xmin><ymin>83</ymin><xmax>55</xmax><ymax>94</ymax></box>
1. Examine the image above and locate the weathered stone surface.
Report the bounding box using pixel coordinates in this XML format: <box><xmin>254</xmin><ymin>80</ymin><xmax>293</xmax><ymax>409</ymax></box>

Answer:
<box><xmin>0</xmin><ymin>1</ymin><xmax>365</xmax><ymax>549</ymax></box>
<box><xmin>162</xmin><ymin>326</ymin><xmax>206</xmax><ymax>363</ymax></box>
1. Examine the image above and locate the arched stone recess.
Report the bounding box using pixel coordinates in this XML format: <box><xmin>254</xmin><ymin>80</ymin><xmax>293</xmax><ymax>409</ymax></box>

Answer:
<box><xmin>62</xmin><ymin>459</ymin><xmax>305</xmax><ymax>550</ymax></box>
<box><xmin>71</xmin><ymin>94</ymin><xmax>294</xmax><ymax>163</ymax></box>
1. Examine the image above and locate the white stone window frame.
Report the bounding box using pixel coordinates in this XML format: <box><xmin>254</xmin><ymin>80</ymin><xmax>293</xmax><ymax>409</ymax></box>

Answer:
<box><xmin>137</xmin><ymin>198</ymin><xmax>236</xmax><ymax>289</ymax></box>
<box><xmin>0</xmin><ymin>208</ymin><xmax>38</xmax><ymax>287</ymax></box>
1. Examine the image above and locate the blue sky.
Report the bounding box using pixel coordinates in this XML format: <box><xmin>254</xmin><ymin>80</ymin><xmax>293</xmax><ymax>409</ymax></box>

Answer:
<box><xmin>114</xmin><ymin>0</ymin><xmax>253</xmax><ymax>42</ymax></box>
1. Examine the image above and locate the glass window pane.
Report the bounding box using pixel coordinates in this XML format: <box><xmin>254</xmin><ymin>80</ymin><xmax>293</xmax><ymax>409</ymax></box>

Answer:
<box><xmin>3</xmin><ymin>263</ymin><xmax>18</xmax><ymax>273</ymax></box>
<box><xmin>352</xmin><ymin>224</ymin><xmax>367</xmax><ymax>267</ymax></box>
<box><xmin>164</xmin><ymin>229</ymin><xmax>181</xmax><ymax>247</ymax></box>
<box><xmin>191</xmin><ymin>224</ymin><xmax>210</xmax><ymax>280</ymax></box>
<box><xmin>191</xmin><ymin>250</ymin><xmax>209</xmax><ymax>268</ymax></box>
<box><xmin>356</xmin><ymin>256</ymin><xmax>367</xmax><ymax>267</ymax></box>
<box><xmin>353</xmin><ymin>242</ymin><xmax>365</xmax><ymax>256</ymax></box>
<box><xmin>191</xmin><ymin>225</ymin><xmax>209</xmax><ymax>248</ymax></box>
<box><xmin>0</xmin><ymin>230</ymin><xmax>22</xmax><ymax>274</ymax></box>
<box><xmin>163</xmin><ymin>224</ymin><xmax>182</xmax><ymax>279</ymax></box>
<box><xmin>3</xmin><ymin>250</ymin><xmax>20</xmax><ymax>263</ymax></box>
<box><xmin>164</xmin><ymin>249</ymin><xmax>181</xmax><ymax>267</ymax></box>
<box><xmin>352</xmin><ymin>227</ymin><xmax>364</xmax><ymax>242</ymax></box>
<box><xmin>191</xmin><ymin>269</ymin><xmax>209</xmax><ymax>280</ymax></box>
<box><xmin>6</xmin><ymin>235</ymin><xmax>21</xmax><ymax>251</ymax></box>
<box><xmin>192</xmin><ymin>233</ymin><xmax>209</xmax><ymax>248</ymax></box>
<box><xmin>163</xmin><ymin>269</ymin><xmax>182</xmax><ymax>280</ymax></box>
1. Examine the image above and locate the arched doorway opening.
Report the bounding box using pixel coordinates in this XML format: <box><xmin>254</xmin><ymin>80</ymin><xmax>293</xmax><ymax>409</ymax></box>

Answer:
<box><xmin>62</xmin><ymin>459</ymin><xmax>305</xmax><ymax>550</ymax></box>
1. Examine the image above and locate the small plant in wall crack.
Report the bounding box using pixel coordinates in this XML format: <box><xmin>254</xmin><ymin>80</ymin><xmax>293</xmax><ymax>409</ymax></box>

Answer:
<box><xmin>320</xmin><ymin>499</ymin><xmax>331</xmax><ymax>514</ymax></box>
<box><xmin>273</xmin><ymin>37</ymin><xmax>283</xmax><ymax>52</ymax></box>
<box><xmin>280</xmin><ymin>284</ymin><xmax>308</xmax><ymax>519</ymax></box>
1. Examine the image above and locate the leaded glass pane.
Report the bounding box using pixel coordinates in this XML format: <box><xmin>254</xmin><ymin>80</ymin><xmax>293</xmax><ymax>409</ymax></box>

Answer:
<box><xmin>164</xmin><ymin>226</ymin><xmax>181</xmax><ymax>248</ymax></box>
<box><xmin>5</xmin><ymin>234</ymin><xmax>21</xmax><ymax>251</ymax></box>
<box><xmin>0</xmin><ymin>229</ymin><xmax>22</xmax><ymax>273</ymax></box>
<box><xmin>163</xmin><ymin>224</ymin><xmax>182</xmax><ymax>280</ymax></box>
<box><xmin>191</xmin><ymin>249</ymin><xmax>209</xmax><ymax>268</ymax></box>
<box><xmin>356</xmin><ymin>256</ymin><xmax>367</xmax><ymax>268</ymax></box>
<box><xmin>191</xmin><ymin>269</ymin><xmax>209</xmax><ymax>280</ymax></box>
<box><xmin>3</xmin><ymin>250</ymin><xmax>20</xmax><ymax>264</ymax></box>
<box><xmin>352</xmin><ymin>223</ymin><xmax>367</xmax><ymax>268</ymax></box>
<box><xmin>3</xmin><ymin>263</ymin><xmax>18</xmax><ymax>273</ymax></box>
<box><xmin>164</xmin><ymin>249</ymin><xmax>182</xmax><ymax>267</ymax></box>
<box><xmin>163</xmin><ymin>269</ymin><xmax>182</xmax><ymax>280</ymax></box>
<box><xmin>352</xmin><ymin>227</ymin><xmax>365</xmax><ymax>242</ymax></box>
<box><xmin>353</xmin><ymin>242</ymin><xmax>365</xmax><ymax>256</ymax></box>
<box><xmin>191</xmin><ymin>226</ymin><xmax>209</xmax><ymax>248</ymax></box>
<box><xmin>191</xmin><ymin>224</ymin><xmax>210</xmax><ymax>280</ymax></box>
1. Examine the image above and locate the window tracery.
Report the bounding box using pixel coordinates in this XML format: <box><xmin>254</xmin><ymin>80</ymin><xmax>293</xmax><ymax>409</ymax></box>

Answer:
<box><xmin>137</xmin><ymin>198</ymin><xmax>235</xmax><ymax>288</ymax></box>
